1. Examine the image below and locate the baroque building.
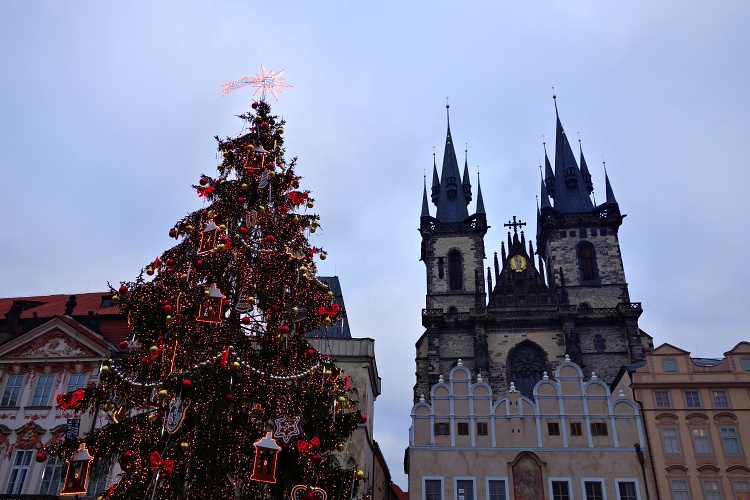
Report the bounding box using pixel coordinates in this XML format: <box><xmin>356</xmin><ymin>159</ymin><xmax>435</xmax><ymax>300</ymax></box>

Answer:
<box><xmin>415</xmin><ymin>100</ymin><xmax>653</xmax><ymax>403</ymax></box>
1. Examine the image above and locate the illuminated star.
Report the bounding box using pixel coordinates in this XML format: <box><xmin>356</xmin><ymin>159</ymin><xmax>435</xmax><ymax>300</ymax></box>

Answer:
<box><xmin>272</xmin><ymin>414</ymin><xmax>303</xmax><ymax>445</ymax></box>
<box><xmin>221</xmin><ymin>65</ymin><xmax>292</xmax><ymax>101</ymax></box>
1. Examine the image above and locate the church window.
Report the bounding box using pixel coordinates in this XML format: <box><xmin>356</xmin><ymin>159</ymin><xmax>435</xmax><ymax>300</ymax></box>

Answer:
<box><xmin>507</xmin><ymin>341</ymin><xmax>548</xmax><ymax>398</ymax></box>
<box><xmin>547</xmin><ymin>422</ymin><xmax>560</xmax><ymax>436</ymax></box>
<box><xmin>448</xmin><ymin>250</ymin><xmax>463</xmax><ymax>290</ymax></box>
<box><xmin>578</xmin><ymin>243</ymin><xmax>597</xmax><ymax>281</ymax></box>
<box><xmin>457</xmin><ymin>423</ymin><xmax>469</xmax><ymax>435</ymax></box>
<box><xmin>438</xmin><ymin>258</ymin><xmax>444</xmax><ymax>279</ymax></box>
<box><xmin>593</xmin><ymin>334</ymin><xmax>605</xmax><ymax>352</ymax></box>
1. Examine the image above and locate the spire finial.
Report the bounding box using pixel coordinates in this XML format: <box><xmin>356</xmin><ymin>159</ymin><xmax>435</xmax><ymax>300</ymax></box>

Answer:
<box><xmin>552</xmin><ymin>86</ymin><xmax>556</xmax><ymax>99</ymax></box>
<box><xmin>445</xmin><ymin>97</ymin><xmax>450</xmax><ymax>128</ymax></box>
<box><xmin>577</xmin><ymin>131</ymin><xmax>581</xmax><ymax>144</ymax></box>
<box><xmin>602</xmin><ymin>155</ymin><xmax>607</xmax><ymax>174</ymax></box>
<box><xmin>539</xmin><ymin>161</ymin><xmax>543</xmax><ymax>179</ymax></box>
<box><xmin>504</xmin><ymin>216</ymin><xmax>526</xmax><ymax>235</ymax></box>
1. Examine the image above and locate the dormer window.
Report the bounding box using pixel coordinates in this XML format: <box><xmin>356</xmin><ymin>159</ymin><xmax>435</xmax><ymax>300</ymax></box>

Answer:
<box><xmin>100</xmin><ymin>295</ymin><xmax>116</xmax><ymax>308</ymax></box>
<box><xmin>663</xmin><ymin>359</ymin><xmax>677</xmax><ymax>372</ymax></box>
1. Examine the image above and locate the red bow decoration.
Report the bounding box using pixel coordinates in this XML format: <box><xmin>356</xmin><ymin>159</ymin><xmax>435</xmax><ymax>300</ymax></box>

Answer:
<box><xmin>287</xmin><ymin>191</ymin><xmax>309</xmax><ymax>205</ymax></box>
<box><xmin>56</xmin><ymin>389</ymin><xmax>85</xmax><ymax>410</ymax></box>
<box><xmin>149</xmin><ymin>451</ymin><xmax>174</xmax><ymax>473</ymax></box>
<box><xmin>297</xmin><ymin>436</ymin><xmax>320</xmax><ymax>455</ymax></box>
<box><xmin>197</xmin><ymin>185</ymin><xmax>215</xmax><ymax>198</ymax></box>
<box><xmin>317</xmin><ymin>303</ymin><xmax>341</xmax><ymax>318</ymax></box>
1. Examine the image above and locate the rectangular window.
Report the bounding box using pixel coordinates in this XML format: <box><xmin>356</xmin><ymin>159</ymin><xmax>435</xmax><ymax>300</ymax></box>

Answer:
<box><xmin>591</xmin><ymin>422</ymin><xmax>608</xmax><ymax>436</ymax></box>
<box><xmin>663</xmin><ymin>359</ymin><xmax>677</xmax><ymax>372</ymax></box>
<box><xmin>661</xmin><ymin>427</ymin><xmax>681</xmax><ymax>454</ymax></box>
<box><xmin>711</xmin><ymin>390</ymin><xmax>730</xmax><ymax>408</ymax></box>
<box><xmin>1</xmin><ymin>375</ymin><xmax>24</xmax><ymax>407</ymax></box>
<box><xmin>31</xmin><ymin>374</ymin><xmax>56</xmax><ymax>406</ymax></box>
<box><xmin>487</xmin><ymin>480</ymin><xmax>506</xmax><ymax>500</ymax></box>
<box><xmin>670</xmin><ymin>479</ymin><xmax>690</xmax><ymax>500</ymax></box>
<box><xmin>476</xmin><ymin>422</ymin><xmax>488</xmax><ymax>436</ymax></box>
<box><xmin>456</xmin><ymin>480</ymin><xmax>474</xmax><ymax>500</ymax></box>
<box><xmin>742</xmin><ymin>358</ymin><xmax>750</xmax><ymax>371</ymax></box>
<box><xmin>702</xmin><ymin>479</ymin><xmax>722</xmax><ymax>500</ymax></box>
<box><xmin>457</xmin><ymin>423</ymin><xmax>469</xmax><ymax>436</ymax></box>
<box><xmin>733</xmin><ymin>480</ymin><xmax>750</xmax><ymax>500</ymax></box>
<box><xmin>570</xmin><ymin>422</ymin><xmax>582</xmax><ymax>436</ymax></box>
<box><xmin>39</xmin><ymin>457</ymin><xmax>63</xmax><ymax>495</ymax></box>
<box><xmin>86</xmin><ymin>462</ymin><xmax>110</xmax><ymax>498</ymax></box>
<box><xmin>684</xmin><ymin>390</ymin><xmax>701</xmax><ymax>408</ymax></box>
<box><xmin>654</xmin><ymin>390</ymin><xmax>672</xmax><ymax>408</ymax></box>
<box><xmin>720</xmin><ymin>427</ymin><xmax>742</xmax><ymax>455</ymax></box>
<box><xmin>548</xmin><ymin>422</ymin><xmax>560</xmax><ymax>436</ymax></box>
<box><xmin>425</xmin><ymin>479</ymin><xmax>442</xmax><ymax>500</ymax></box>
<box><xmin>434</xmin><ymin>423</ymin><xmax>450</xmax><ymax>436</ymax></box>
<box><xmin>551</xmin><ymin>480</ymin><xmax>571</xmax><ymax>500</ymax></box>
<box><xmin>617</xmin><ymin>481</ymin><xmax>638</xmax><ymax>500</ymax></box>
<box><xmin>66</xmin><ymin>374</ymin><xmax>88</xmax><ymax>393</ymax></box>
<box><xmin>584</xmin><ymin>480</ymin><xmax>604</xmax><ymax>500</ymax></box>
<box><xmin>691</xmin><ymin>427</ymin><xmax>712</xmax><ymax>454</ymax></box>
<box><xmin>6</xmin><ymin>449</ymin><xmax>33</xmax><ymax>494</ymax></box>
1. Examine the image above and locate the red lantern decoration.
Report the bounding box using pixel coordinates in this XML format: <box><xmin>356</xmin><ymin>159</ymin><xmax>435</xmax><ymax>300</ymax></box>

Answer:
<box><xmin>198</xmin><ymin>220</ymin><xmax>219</xmax><ymax>254</ymax></box>
<box><xmin>250</xmin><ymin>431</ymin><xmax>281</xmax><ymax>484</ymax></box>
<box><xmin>60</xmin><ymin>443</ymin><xmax>93</xmax><ymax>495</ymax></box>
<box><xmin>197</xmin><ymin>284</ymin><xmax>226</xmax><ymax>324</ymax></box>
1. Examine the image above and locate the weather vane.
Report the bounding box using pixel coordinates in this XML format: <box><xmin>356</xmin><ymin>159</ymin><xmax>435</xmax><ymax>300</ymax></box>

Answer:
<box><xmin>221</xmin><ymin>65</ymin><xmax>292</xmax><ymax>101</ymax></box>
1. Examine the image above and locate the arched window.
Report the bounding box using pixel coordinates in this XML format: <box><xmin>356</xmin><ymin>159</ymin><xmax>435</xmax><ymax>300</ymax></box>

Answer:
<box><xmin>507</xmin><ymin>341</ymin><xmax>549</xmax><ymax>398</ymax></box>
<box><xmin>578</xmin><ymin>242</ymin><xmax>597</xmax><ymax>281</ymax></box>
<box><xmin>447</xmin><ymin>250</ymin><xmax>463</xmax><ymax>290</ymax></box>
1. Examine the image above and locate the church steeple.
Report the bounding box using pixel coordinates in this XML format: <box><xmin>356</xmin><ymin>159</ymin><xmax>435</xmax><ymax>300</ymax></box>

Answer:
<box><xmin>421</xmin><ymin>174</ymin><xmax>430</xmax><ymax>217</ymax></box>
<box><xmin>543</xmin><ymin>141</ymin><xmax>555</xmax><ymax>199</ymax></box>
<box><xmin>552</xmin><ymin>95</ymin><xmax>594</xmax><ymax>213</ymax></box>
<box><xmin>579</xmin><ymin>136</ymin><xmax>594</xmax><ymax>195</ymax></box>
<box><xmin>430</xmin><ymin>151</ymin><xmax>439</xmax><ymax>205</ymax></box>
<box><xmin>604</xmin><ymin>162</ymin><xmax>618</xmax><ymax>205</ymax></box>
<box><xmin>476</xmin><ymin>172</ymin><xmax>485</xmax><ymax>214</ymax></box>
<box><xmin>435</xmin><ymin>104</ymin><xmax>470</xmax><ymax>222</ymax></box>
<box><xmin>462</xmin><ymin>147</ymin><xmax>472</xmax><ymax>205</ymax></box>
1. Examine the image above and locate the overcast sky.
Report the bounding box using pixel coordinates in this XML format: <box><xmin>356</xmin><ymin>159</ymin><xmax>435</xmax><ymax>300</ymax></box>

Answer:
<box><xmin>2</xmin><ymin>1</ymin><xmax>749</xmax><ymax>489</ymax></box>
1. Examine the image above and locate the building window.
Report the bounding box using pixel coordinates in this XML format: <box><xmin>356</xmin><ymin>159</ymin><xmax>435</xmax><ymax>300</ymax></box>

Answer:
<box><xmin>507</xmin><ymin>340</ymin><xmax>548</xmax><ymax>399</ymax></box>
<box><xmin>663</xmin><ymin>359</ymin><xmax>677</xmax><ymax>372</ymax></box>
<box><xmin>457</xmin><ymin>423</ymin><xmax>469</xmax><ymax>436</ymax></box>
<box><xmin>578</xmin><ymin>243</ymin><xmax>597</xmax><ymax>281</ymax></box>
<box><xmin>616</xmin><ymin>480</ymin><xmax>638</xmax><ymax>500</ymax></box>
<box><xmin>711</xmin><ymin>390</ymin><xmax>730</xmax><ymax>408</ymax></box>
<box><xmin>684</xmin><ymin>390</ymin><xmax>701</xmax><ymax>408</ymax></box>
<box><xmin>593</xmin><ymin>334</ymin><xmax>606</xmax><ymax>353</ymax></box>
<box><xmin>425</xmin><ymin>479</ymin><xmax>442</xmax><ymax>500</ymax></box>
<box><xmin>584</xmin><ymin>480</ymin><xmax>605</xmax><ymax>500</ymax></box>
<box><xmin>31</xmin><ymin>374</ymin><xmax>56</xmax><ymax>406</ymax></box>
<box><xmin>691</xmin><ymin>427</ymin><xmax>712</xmax><ymax>454</ymax></box>
<box><xmin>548</xmin><ymin>422</ymin><xmax>560</xmax><ymax>436</ymax></box>
<box><xmin>476</xmin><ymin>422</ymin><xmax>488</xmax><ymax>436</ymax></box>
<box><xmin>87</xmin><ymin>462</ymin><xmax>110</xmax><ymax>498</ymax></box>
<box><xmin>590</xmin><ymin>423</ymin><xmax>608</xmax><ymax>436</ymax></box>
<box><xmin>66</xmin><ymin>374</ymin><xmax>88</xmax><ymax>393</ymax></box>
<box><xmin>551</xmin><ymin>480</ymin><xmax>571</xmax><ymax>500</ymax></box>
<box><xmin>742</xmin><ymin>358</ymin><xmax>750</xmax><ymax>371</ymax></box>
<box><xmin>39</xmin><ymin>457</ymin><xmax>63</xmax><ymax>495</ymax></box>
<box><xmin>732</xmin><ymin>480</ymin><xmax>750</xmax><ymax>500</ymax></box>
<box><xmin>654</xmin><ymin>390</ymin><xmax>672</xmax><ymax>408</ymax></box>
<box><xmin>720</xmin><ymin>427</ymin><xmax>742</xmax><ymax>455</ymax></box>
<box><xmin>1</xmin><ymin>375</ymin><xmax>24</xmax><ymax>407</ymax></box>
<box><xmin>6</xmin><ymin>449</ymin><xmax>33</xmax><ymax>494</ymax></box>
<box><xmin>702</xmin><ymin>479</ymin><xmax>722</xmax><ymax>500</ymax></box>
<box><xmin>438</xmin><ymin>258</ymin><xmax>445</xmax><ymax>279</ymax></box>
<box><xmin>456</xmin><ymin>479</ymin><xmax>474</xmax><ymax>500</ymax></box>
<box><xmin>487</xmin><ymin>480</ymin><xmax>506</xmax><ymax>500</ymax></box>
<box><xmin>570</xmin><ymin>422</ymin><xmax>582</xmax><ymax>436</ymax></box>
<box><xmin>670</xmin><ymin>479</ymin><xmax>690</xmax><ymax>500</ymax></box>
<box><xmin>661</xmin><ymin>427</ymin><xmax>681</xmax><ymax>454</ymax></box>
<box><xmin>448</xmin><ymin>250</ymin><xmax>463</xmax><ymax>290</ymax></box>
<box><xmin>434</xmin><ymin>423</ymin><xmax>450</xmax><ymax>436</ymax></box>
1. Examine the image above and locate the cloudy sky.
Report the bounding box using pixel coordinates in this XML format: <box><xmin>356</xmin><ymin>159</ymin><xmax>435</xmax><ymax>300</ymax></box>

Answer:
<box><xmin>2</xmin><ymin>1</ymin><xmax>749</xmax><ymax>488</ymax></box>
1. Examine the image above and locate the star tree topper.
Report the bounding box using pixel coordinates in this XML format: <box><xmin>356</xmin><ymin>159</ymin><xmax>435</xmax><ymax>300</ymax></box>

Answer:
<box><xmin>222</xmin><ymin>65</ymin><xmax>292</xmax><ymax>101</ymax></box>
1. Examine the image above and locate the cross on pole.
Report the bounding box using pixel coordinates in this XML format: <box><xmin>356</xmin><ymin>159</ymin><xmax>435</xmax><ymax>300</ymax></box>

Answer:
<box><xmin>504</xmin><ymin>216</ymin><xmax>526</xmax><ymax>234</ymax></box>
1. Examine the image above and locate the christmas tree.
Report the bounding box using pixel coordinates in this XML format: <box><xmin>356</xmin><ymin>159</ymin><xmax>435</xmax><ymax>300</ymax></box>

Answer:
<box><xmin>46</xmin><ymin>98</ymin><xmax>364</xmax><ymax>500</ymax></box>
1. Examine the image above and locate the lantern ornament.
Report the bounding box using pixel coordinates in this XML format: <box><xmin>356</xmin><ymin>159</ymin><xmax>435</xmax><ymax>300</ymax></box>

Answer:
<box><xmin>245</xmin><ymin>144</ymin><xmax>268</xmax><ymax>171</ymax></box>
<box><xmin>250</xmin><ymin>431</ymin><xmax>281</xmax><ymax>483</ymax></box>
<box><xmin>197</xmin><ymin>284</ymin><xmax>225</xmax><ymax>323</ymax></box>
<box><xmin>60</xmin><ymin>442</ymin><xmax>93</xmax><ymax>495</ymax></box>
<box><xmin>198</xmin><ymin>220</ymin><xmax>219</xmax><ymax>254</ymax></box>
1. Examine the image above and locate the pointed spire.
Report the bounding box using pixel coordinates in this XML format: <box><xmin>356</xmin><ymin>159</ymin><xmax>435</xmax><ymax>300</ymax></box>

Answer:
<box><xmin>421</xmin><ymin>174</ymin><xmax>430</xmax><ymax>217</ymax></box>
<box><xmin>431</xmin><ymin>150</ymin><xmax>439</xmax><ymax>206</ymax></box>
<box><xmin>539</xmin><ymin>178</ymin><xmax>551</xmax><ymax>209</ymax></box>
<box><xmin>476</xmin><ymin>172</ymin><xmax>485</xmax><ymax>214</ymax></box>
<box><xmin>579</xmin><ymin>135</ymin><xmax>594</xmax><ymax>195</ymax></box>
<box><xmin>487</xmin><ymin>267</ymin><xmax>493</xmax><ymax>297</ymax></box>
<box><xmin>435</xmin><ymin>102</ymin><xmax>470</xmax><ymax>222</ymax></box>
<box><xmin>500</xmin><ymin>241</ymin><xmax>507</xmax><ymax>266</ymax></box>
<box><xmin>462</xmin><ymin>146</ymin><xmax>472</xmax><ymax>205</ymax></box>
<box><xmin>604</xmin><ymin>161</ymin><xmax>618</xmax><ymax>205</ymax></box>
<box><xmin>543</xmin><ymin>140</ymin><xmax>555</xmax><ymax>198</ymax></box>
<box><xmin>552</xmin><ymin>94</ymin><xmax>594</xmax><ymax>213</ymax></box>
<box><xmin>493</xmin><ymin>252</ymin><xmax>500</xmax><ymax>281</ymax></box>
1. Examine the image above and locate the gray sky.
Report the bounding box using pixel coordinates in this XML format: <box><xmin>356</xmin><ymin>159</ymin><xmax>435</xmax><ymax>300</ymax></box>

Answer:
<box><xmin>2</xmin><ymin>1</ymin><xmax>749</xmax><ymax>489</ymax></box>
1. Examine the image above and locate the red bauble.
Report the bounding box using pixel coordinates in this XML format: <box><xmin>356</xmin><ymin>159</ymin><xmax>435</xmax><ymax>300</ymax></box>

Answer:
<box><xmin>312</xmin><ymin>453</ymin><xmax>322</xmax><ymax>463</ymax></box>
<box><xmin>265</xmin><ymin>235</ymin><xmax>275</xmax><ymax>244</ymax></box>
<box><xmin>199</xmin><ymin>177</ymin><xmax>208</xmax><ymax>185</ymax></box>
<box><xmin>359</xmin><ymin>414</ymin><xmax>367</xmax><ymax>424</ymax></box>
<box><xmin>201</xmin><ymin>209</ymin><xmax>208</xmax><ymax>215</ymax></box>
<box><xmin>140</xmin><ymin>357</ymin><xmax>150</xmax><ymax>367</ymax></box>
<box><xmin>280</xmin><ymin>325</ymin><xmax>290</xmax><ymax>335</ymax></box>
<box><xmin>224</xmin><ymin>393</ymin><xmax>234</xmax><ymax>402</ymax></box>
<box><xmin>252</xmin><ymin>102</ymin><xmax>258</xmax><ymax>109</ymax></box>
<box><xmin>121</xmin><ymin>450</ymin><xmax>133</xmax><ymax>467</ymax></box>
<box><xmin>182</xmin><ymin>379</ymin><xmax>192</xmax><ymax>390</ymax></box>
<box><xmin>305</xmin><ymin>348</ymin><xmax>315</xmax><ymax>359</ymax></box>
<box><xmin>270</xmin><ymin>305</ymin><xmax>279</xmax><ymax>313</ymax></box>
<box><xmin>167</xmin><ymin>258</ymin><xmax>175</xmax><ymax>268</ymax></box>
<box><xmin>227</xmin><ymin>141</ymin><xmax>234</xmax><ymax>149</ymax></box>
<box><xmin>304</xmin><ymin>493</ymin><xmax>314</xmax><ymax>500</ymax></box>
<box><xmin>222</xmin><ymin>298</ymin><xmax>229</xmax><ymax>307</ymax></box>
<box><xmin>279</xmin><ymin>206</ymin><xmax>289</xmax><ymax>214</ymax></box>
<box><xmin>119</xmin><ymin>341</ymin><xmax>129</xmax><ymax>350</ymax></box>
<box><xmin>237</xmin><ymin>197</ymin><xmax>245</xmax><ymax>204</ymax></box>
<box><xmin>267</xmin><ymin>162</ymin><xmax>275</xmax><ymax>169</ymax></box>
<box><xmin>196</xmin><ymin>259</ymin><xmax>203</xmax><ymax>267</ymax></box>
<box><xmin>169</xmin><ymin>228</ymin><xmax>177</xmax><ymax>238</ymax></box>
<box><xmin>164</xmin><ymin>304</ymin><xmax>174</xmax><ymax>314</ymax></box>
<box><xmin>261</xmin><ymin>121</ymin><xmax>269</xmax><ymax>129</ymax></box>
<box><xmin>119</xmin><ymin>285</ymin><xmax>128</xmax><ymax>295</ymax></box>
<box><xmin>35</xmin><ymin>452</ymin><xmax>47</xmax><ymax>463</ymax></box>
<box><xmin>240</xmin><ymin>227</ymin><xmax>248</xmax><ymax>234</ymax></box>
<box><xmin>242</xmin><ymin>317</ymin><xmax>251</xmax><ymax>325</ymax></box>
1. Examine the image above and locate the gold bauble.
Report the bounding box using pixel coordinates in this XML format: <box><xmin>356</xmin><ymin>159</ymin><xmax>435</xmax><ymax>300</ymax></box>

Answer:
<box><xmin>101</xmin><ymin>365</ymin><xmax>110</xmax><ymax>375</ymax></box>
<box><xmin>158</xmin><ymin>389</ymin><xmax>169</xmax><ymax>400</ymax></box>
<box><xmin>231</xmin><ymin>361</ymin><xmax>241</xmax><ymax>371</ymax></box>
<box><xmin>185</xmin><ymin>224</ymin><xmax>194</xmax><ymax>233</ymax></box>
<box><xmin>149</xmin><ymin>345</ymin><xmax>159</xmax><ymax>355</ymax></box>
<box><xmin>336</xmin><ymin>443</ymin><xmax>345</xmax><ymax>452</ymax></box>
<box><xmin>181</xmin><ymin>442</ymin><xmax>189</xmax><ymax>452</ymax></box>
<box><xmin>307</xmin><ymin>201</ymin><xmax>314</xmax><ymax>208</ymax></box>
<box><xmin>356</xmin><ymin>470</ymin><xmax>365</xmax><ymax>480</ymax></box>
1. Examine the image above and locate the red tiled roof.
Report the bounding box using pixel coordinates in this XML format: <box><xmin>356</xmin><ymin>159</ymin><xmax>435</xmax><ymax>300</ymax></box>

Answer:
<box><xmin>391</xmin><ymin>483</ymin><xmax>408</xmax><ymax>500</ymax></box>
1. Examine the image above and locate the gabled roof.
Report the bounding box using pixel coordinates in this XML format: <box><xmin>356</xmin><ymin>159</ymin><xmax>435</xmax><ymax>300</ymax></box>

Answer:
<box><xmin>0</xmin><ymin>316</ymin><xmax>114</xmax><ymax>360</ymax></box>
<box><xmin>648</xmin><ymin>343</ymin><xmax>691</xmax><ymax>356</ymax></box>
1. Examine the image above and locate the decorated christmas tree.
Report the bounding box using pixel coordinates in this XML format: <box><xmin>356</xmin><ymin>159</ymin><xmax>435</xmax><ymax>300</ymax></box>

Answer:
<box><xmin>45</xmin><ymin>83</ymin><xmax>364</xmax><ymax>499</ymax></box>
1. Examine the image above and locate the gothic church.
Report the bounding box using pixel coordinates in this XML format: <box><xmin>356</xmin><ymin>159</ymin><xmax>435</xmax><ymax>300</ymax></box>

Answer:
<box><xmin>415</xmin><ymin>99</ymin><xmax>653</xmax><ymax>401</ymax></box>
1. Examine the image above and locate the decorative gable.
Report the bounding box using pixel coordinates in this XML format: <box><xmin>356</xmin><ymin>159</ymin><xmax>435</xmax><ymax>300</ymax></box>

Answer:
<box><xmin>5</xmin><ymin>330</ymin><xmax>96</xmax><ymax>359</ymax></box>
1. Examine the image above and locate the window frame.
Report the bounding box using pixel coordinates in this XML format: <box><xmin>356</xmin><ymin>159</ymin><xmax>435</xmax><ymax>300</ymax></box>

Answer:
<box><xmin>476</xmin><ymin>422</ymin><xmax>488</xmax><ymax>436</ymax></box>
<box><xmin>434</xmin><ymin>422</ymin><xmax>450</xmax><ymax>436</ymax></box>
<box><xmin>548</xmin><ymin>422</ymin><xmax>560</xmax><ymax>436</ymax></box>
<box><xmin>741</xmin><ymin>358</ymin><xmax>750</xmax><ymax>371</ymax></box>
<box><xmin>1</xmin><ymin>375</ymin><xmax>25</xmax><ymax>407</ymax></box>
<box><xmin>38</xmin><ymin>456</ymin><xmax>63</xmax><ymax>495</ymax></box>
<box><xmin>457</xmin><ymin>422</ymin><xmax>469</xmax><ymax>436</ymax></box>
<box><xmin>710</xmin><ymin>390</ymin><xmax>730</xmax><ymax>408</ymax></box>
<box><xmin>570</xmin><ymin>422</ymin><xmax>583</xmax><ymax>436</ymax></box>
<box><xmin>660</xmin><ymin>426</ymin><xmax>681</xmax><ymax>455</ymax></box>
<box><xmin>669</xmin><ymin>479</ymin><xmax>690</xmax><ymax>500</ymax></box>
<box><xmin>614</xmin><ymin>478</ymin><xmax>640</xmax><ymax>500</ymax></box>
<box><xmin>424</xmin><ymin>477</ymin><xmax>444</xmax><ymax>500</ymax></box>
<box><xmin>548</xmin><ymin>477</ymin><xmax>573</xmax><ymax>500</ymax></box>
<box><xmin>31</xmin><ymin>374</ymin><xmax>56</xmax><ymax>407</ymax></box>
<box><xmin>577</xmin><ymin>242</ymin><xmax>598</xmax><ymax>282</ymax></box>
<box><xmin>447</xmin><ymin>249</ymin><xmax>464</xmax><ymax>291</ymax></box>
<box><xmin>454</xmin><ymin>477</ymin><xmax>476</xmax><ymax>500</ymax></box>
<box><xmin>691</xmin><ymin>426</ymin><xmax>712</xmax><ymax>454</ymax></box>
<box><xmin>663</xmin><ymin>359</ymin><xmax>677</xmax><ymax>372</ymax></box>
<box><xmin>732</xmin><ymin>479</ymin><xmax>750</xmax><ymax>500</ymax></box>
<box><xmin>485</xmin><ymin>477</ymin><xmax>508</xmax><ymax>500</ymax></box>
<box><xmin>581</xmin><ymin>478</ymin><xmax>606</xmax><ymax>500</ymax></box>
<box><xmin>590</xmin><ymin>422</ymin><xmax>608</xmax><ymax>436</ymax></box>
<box><xmin>683</xmin><ymin>390</ymin><xmax>701</xmax><ymax>408</ymax></box>
<box><xmin>701</xmin><ymin>479</ymin><xmax>722</xmax><ymax>500</ymax></box>
<box><xmin>654</xmin><ymin>390</ymin><xmax>672</xmax><ymax>408</ymax></box>
<box><xmin>6</xmin><ymin>449</ymin><xmax>33</xmax><ymax>494</ymax></box>
<box><xmin>66</xmin><ymin>373</ymin><xmax>88</xmax><ymax>393</ymax></box>
<box><xmin>719</xmin><ymin>427</ymin><xmax>742</xmax><ymax>455</ymax></box>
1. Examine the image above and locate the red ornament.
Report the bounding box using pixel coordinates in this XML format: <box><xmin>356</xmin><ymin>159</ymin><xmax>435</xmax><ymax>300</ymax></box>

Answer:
<box><xmin>140</xmin><ymin>357</ymin><xmax>150</xmax><ymax>367</ymax></box>
<box><xmin>182</xmin><ymin>379</ymin><xmax>192</xmax><ymax>390</ymax></box>
<box><xmin>238</xmin><ymin>197</ymin><xmax>245</xmax><ymax>204</ymax></box>
<box><xmin>267</xmin><ymin>162</ymin><xmax>275</xmax><ymax>169</ymax></box>
<box><xmin>164</xmin><ymin>304</ymin><xmax>174</xmax><ymax>314</ymax></box>
<box><xmin>242</xmin><ymin>317</ymin><xmax>251</xmax><ymax>325</ymax></box>
<box><xmin>252</xmin><ymin>102</ymin><xmax>258</xmax><ymax>109</ymax></box>
<box><xmin>279</xmin><ymin>206</ymin><xmax>289</xmax><ymax>214</ymax></box>
<box><xmin>119</xmin><ymin>341</ymin><xmax>129</xmax><ymax>350</ymax></box>
<box><xmin>199</xmin><ymin>177</ymin><xmax>208</xmax><ymax>186</ymax></box>
<box><xmin>169</xmin><ymin>228</ymin><xmax>177</xmax><ymax>238</ymax></box>
<box><xmin>311</xmin><ymin>453</ymin><xmax>322</xmax><ymax>464</ymax></box>
<box><xmin>201</xmin><ymin>209</ymin><xmax>208</xmax><ymax>215</ymax></box>
<box><xmin>265</xmin><ymin>235</ymin><xmax>275</xmax><ymax>244</ymax></box>
<box><xmin>241</xmin><ymin>227</ymin><xmax>249</xmax><ymax>235</ymax></box>
<box><xmin>36</xmin><ymin>452</ymin><xmax>47</xmax><ymax>463</ymax></box>
<box><xmin>222</xmin><ymin>298</ymin><xmax>229</xmax><ymax>307</ymax></box>
<box><xmin>196</xmin><ymin>259</ymin><xmax>203</xmax><ymax>267</ymax></box>
<box><xmin>225</xmin><ymin>393</ymin><xmax>234</xmax><ymax>402</ymax></box>
<box><xmin>305</xmin><ymin>348</ymin><xmax>315</xmax><ymax>359</ymax></box>
<box><xmin>227</xmin><ymin>141</ymin><xmax>235</xmax><ymax>149</ymax></box>
<box><xmin>119</xmin><ymin>285</ymin><xmax>128</xmax><ymax>295</ymax></box>
<box><xmin>304</xmin><ymin>493</ymin><xmax>314</xmax><ymax>500</ymax></box>
<box><xmin>359</xmin><ymin>414</ymin><xmax>367</xmax><ymax>424</ymax></box>
<box><xmin>280</xmin><ymin>325</ymin><xmax>290</xmax><ymax>335</ymax></box>
<box><xmin>167</xmin><ymin>259</ymin><xmax>175</xmax><ymax>268</ymax></box>
<box><xmin>261</xmin><ymin>122</ymin><xmax>269</xmax><ymax>129</ymax></box>
<box><xmin>121</xmin><ymin>450</ymin><xmax>133</xmax><ymax>468</ymax></box>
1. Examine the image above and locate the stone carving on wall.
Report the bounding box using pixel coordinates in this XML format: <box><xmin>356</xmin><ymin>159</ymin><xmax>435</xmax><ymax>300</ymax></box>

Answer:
<box><xmin>6</xmin><ymin>331</ymin><xmax>93</xmax><ymax>358</ymax></box>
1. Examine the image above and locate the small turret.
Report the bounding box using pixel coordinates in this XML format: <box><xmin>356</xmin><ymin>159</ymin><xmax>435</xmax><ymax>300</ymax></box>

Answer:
<box><xmin>462</xmin><ymin>148</ymin><xmax>472</xmax><ymax>205</ymax></box>
<box><xmin>544</xmin><ymin>142</ymin><xmax>555</xmax><ymax>198</ymax></box>
<box><xmin>421</xmin><ymin>175</ymin><xmax>430</xmax><ymax>217</ymax></box>
<box><xmin>431</xmin><ymin>153</ymin><xmax>439</xmax><ymax>205</ymax></box>
<box><xmin>476</xmin><ymin>172</ymin><xmax>485</xmax><ymax>214</ymax></box>
<box><xmin>579</xmin><ymin>137</ymin><xmax>594</xmax><ymax>195</ymax></box>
